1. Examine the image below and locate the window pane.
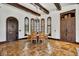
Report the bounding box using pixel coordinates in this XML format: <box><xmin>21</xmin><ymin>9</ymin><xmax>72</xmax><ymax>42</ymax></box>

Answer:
<box><xmin>24</xmin><ymin>17</ymin><xmax>29</xmax><ymax>36</ymax></box>
<box><xmin>31</xmin><ymin>18</ymin><xmax>34</xmax><ymax>33</ymax></box>
<box><xmin>47</xmin><ymin>17</ymin><xmax>51</xmax><ymax>36</ymax></box>
<box><xmin>41</xmin><ymin>18</ymin><xmax>45</xmax><ymax>33</ymax></box>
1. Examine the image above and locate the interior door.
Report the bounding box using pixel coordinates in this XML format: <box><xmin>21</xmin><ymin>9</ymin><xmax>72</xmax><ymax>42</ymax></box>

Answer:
<box><xmin>60</xmin><ymin>15</ymin><xmax>67</xmax><ymax>41</ymax></box>
<box><xmin>6</xmin><ymin>17</ymin><xmax>18</xmax><ymax>41</ymax></box>
<box><xmin>66</xmin><ymin>14</ymin><xmax>75</xmax><ymax>42</ymax></box>
<box><xmin>60</xmin><ymin>10</ymin><xmax>76</xmax><ymax>43</ymax></box>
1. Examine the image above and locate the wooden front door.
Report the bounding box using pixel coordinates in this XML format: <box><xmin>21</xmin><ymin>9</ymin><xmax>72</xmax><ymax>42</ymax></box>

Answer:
<box><xmin>6</xmin><ymin>17</ymin><xmax>18</xmax><ymax>41</ymax></box>
<box><xmin>60</xmin><ymin>10</ymin><xmax>76</xmax><ymax>42</ymax></box>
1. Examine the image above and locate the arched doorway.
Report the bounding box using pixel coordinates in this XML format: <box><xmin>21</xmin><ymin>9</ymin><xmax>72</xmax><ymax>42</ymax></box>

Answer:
<box><xmin>6</xmin><ymin>17</ymin><xmax>18</xmax><ymax>41</ymax></box>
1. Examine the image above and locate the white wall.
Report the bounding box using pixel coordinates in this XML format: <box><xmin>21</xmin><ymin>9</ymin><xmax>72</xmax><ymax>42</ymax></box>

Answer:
<box><xmin>0</xmin><ymin>4</ymin><xmax>36</xmax><ymax>42</ymax></box>
<box><xmin>51</xmin><ymin>11</ymin><xmax>60</xmax><ymax>39</ymax></box>
<box><xmin>75</xmin><ymin>5</ymin><xmax>79</xmax><ymax>42</ymax></box>
<box><xmin>1</xmin><ymin>3</ymin><xmax>79</xmax><ymax>43</ymax></box>
<box><xmin>43</xmin><ymin>11</ymin><xmax>60</xmax><ymax>39</ymax></box>
<box><xmin>49</xmin><ymin>4</ymin><xmax>79</xmax><ymax>42</ymax></box>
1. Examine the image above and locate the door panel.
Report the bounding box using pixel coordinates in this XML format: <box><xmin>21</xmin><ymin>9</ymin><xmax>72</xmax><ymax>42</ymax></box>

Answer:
<box><xmin>6</xmin><ymin>17</ymin><xmax>18</xmax><ymax>41</ymax></box>
<box><xmin>60</xmin><ymin>16</ymin><xmax>67</xmax><ymax>41</ymax></box>
<box><xmin>71</xmin><ymin>17</ymin><xmax>75</xmax><ymax>42</ymax></box>
<box><xmin>67</xmin><ymin>14</ymin><xmax>75</xmax><ymax>42</ymax></box>
<box><xmin>66</xmin><ymin>14</ymin><xmax>72</xmax><ymax>42</ymax></box>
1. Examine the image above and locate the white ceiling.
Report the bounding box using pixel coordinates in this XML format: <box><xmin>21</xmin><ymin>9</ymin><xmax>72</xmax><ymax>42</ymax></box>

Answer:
<box><xmin>19</xmin><ymin>3</ymin><xmax>46</xmax><ymax>14</ymax></box>
<box><xmin>40</xmin><ymin>3</ymin><xmax>77</xmax><ymax>11</ymax></box>
<box><xmin>19</xmin><ymin>3</ymin><xmax>77</xmax><ymax>14</ymax></box>
<box><xmin>40</xmin><ymin>3</ymin><xmax>57</xmax><ymax>11</ymax></box>
<box><xmin>19</xmin><ymin>3</ymin><xmax>37</xmax><ymax>12</ymax></box>
<box><xmin>60</xmin><ymin>3</ymin><xmax>76</xmax><ymax>7</ymax></box>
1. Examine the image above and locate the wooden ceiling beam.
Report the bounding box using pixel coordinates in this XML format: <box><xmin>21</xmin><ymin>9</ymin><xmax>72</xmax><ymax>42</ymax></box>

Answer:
<box><xmin>54</xmin><ymin>3</ymin><xmax>61</xmax><ymax>10</ymax></box>
<box><xmin>7</xmin><ymin>3</ymin><xmax>41</xmax><ymax>16</ymax></box>
<box><xmin>34</xmin><ymin>3</ymin><xmax>49</xmax><ymax>14</ymax></box>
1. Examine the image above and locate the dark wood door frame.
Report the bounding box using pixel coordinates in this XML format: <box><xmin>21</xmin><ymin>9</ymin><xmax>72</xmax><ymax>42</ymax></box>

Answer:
<box><xmin>6</xmin><ymin>17</ymin><xmax>18</xmax><ymax>41</ymax></box>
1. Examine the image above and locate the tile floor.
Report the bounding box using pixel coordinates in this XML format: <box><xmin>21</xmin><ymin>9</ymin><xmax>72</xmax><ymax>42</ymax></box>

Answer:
<box><xmin>0</xmin><ymin>39</ymin><xmax>79</xmax><ymax>56</ymax></box>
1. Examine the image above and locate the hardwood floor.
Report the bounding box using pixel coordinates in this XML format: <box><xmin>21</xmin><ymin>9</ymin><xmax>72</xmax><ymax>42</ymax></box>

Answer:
<box><xmin>0</xmin><ymin>39</ymin><xmax>79</xmax><ymax>56</ymax></box>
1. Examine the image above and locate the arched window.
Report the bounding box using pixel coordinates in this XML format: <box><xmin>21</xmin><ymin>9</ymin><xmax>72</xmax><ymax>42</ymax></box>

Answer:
<box><xmin>31</xmin><ymin>18</ymin><xmax>34</xmax><ymax>33</ymax></box>
<box><xmin>35</xmin><ymin>19</ymin><xmax>40</xmax><ymax>33</ymax></box>
<box><xmin>41</xmin><ymin>18</ymin><xmax>45</xmax><ymax>33</ymax></box>
<box><xmin>24</xmin><ymin>17</ymin><xmax>29</xmax><ymax>36</ymax></box>
<box><xmin>47</xmin><ymin>17</ymin><xmax>51</xmax><ymax>36</ymax></box>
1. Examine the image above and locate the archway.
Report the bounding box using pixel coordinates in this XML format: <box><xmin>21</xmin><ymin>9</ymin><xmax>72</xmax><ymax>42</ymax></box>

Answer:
<box><xmin>6</xmin><ymin>17</ymin><xmax>18</xmax><ymax>41</ymax></box>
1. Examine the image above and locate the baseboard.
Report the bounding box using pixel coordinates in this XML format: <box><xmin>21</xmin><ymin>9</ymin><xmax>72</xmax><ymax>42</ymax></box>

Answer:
<box><xmin>48</xmin><ymin>38</ymin><xmax>79</xmax><ymax>44</ymax></box>
<box><xmin>48</xmin><ymin>37</ymin><xmax>53</xmax><ymax>39</ymax></box>
<box><xmin>48</xmin><ymin>37</ymin><xmax>60</xmax><ymax>40</ymax></box>
<box><xmin>0</xmin><ymin>41</ymin><xmax>8</xmax><ymax>44</ymax></box>
<box><xmin>19</xmin><ymin>37</ymin><xmax>27</xmax><ymax>40</ymax></box>
<box><xmin>0</xmin><ymin>38</ymin><xmax>27</xmax><ymax>45</ymax></box>
<box><xmin>0</xmin><ymin>37</ymin><xmax>79</xmax><ymax>45</ymax></box>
